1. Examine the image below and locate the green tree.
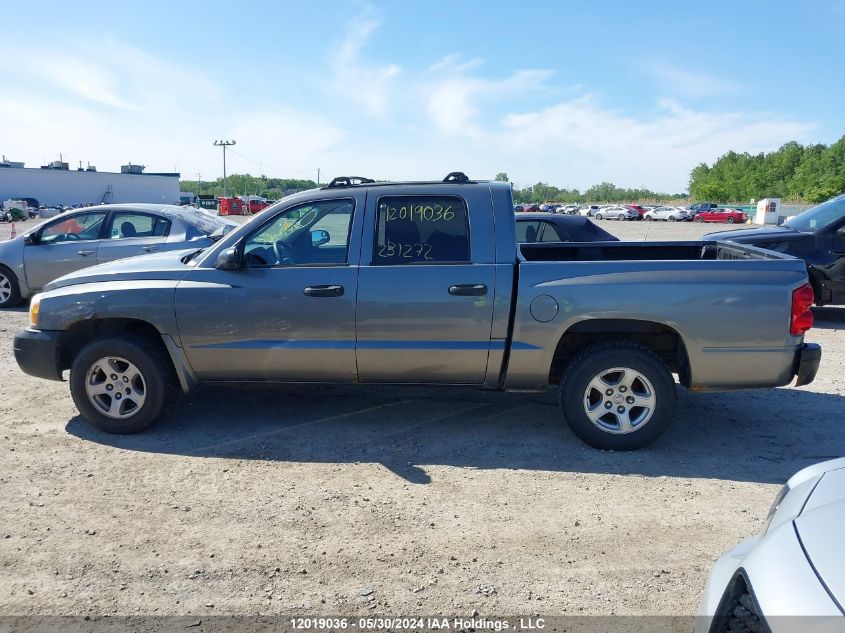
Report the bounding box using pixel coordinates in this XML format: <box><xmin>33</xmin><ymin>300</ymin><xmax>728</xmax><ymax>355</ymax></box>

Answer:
<box><xmin>494</xmin><ymin>172</ymin><xmax>509</xmax><ymax>182</ymax></box>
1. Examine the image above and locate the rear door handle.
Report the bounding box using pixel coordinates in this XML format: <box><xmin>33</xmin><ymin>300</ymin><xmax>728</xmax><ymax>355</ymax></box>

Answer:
<box><xmin>77</xmin><ymin>250</ymin><xmax>95</xmax><ymax>257</ymax></box>
<box><xmin>303</xmin><ymin>285</ymin><xmax>344</xmax><ymax>297</ymax></box>
<box><xmin>448</xmin><ymin>284</ymin><xmax>487</xmax><ymax>296</ymax></box>
<box><xmin>142</xmin><ymin>245</ymin><xmax>159</xmax><ymax>253</ymax></box>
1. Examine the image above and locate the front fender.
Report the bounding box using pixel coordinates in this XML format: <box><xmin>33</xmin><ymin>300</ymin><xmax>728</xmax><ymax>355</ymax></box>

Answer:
<box><xmin>35</xmin><ymin>280</ymin><xmax>180</xmax><ymax>338</ymax></box>
<box><xmin>0</xmin><ymin>238</ymin><xmax>29</xmax><ymax>297</ymax></box>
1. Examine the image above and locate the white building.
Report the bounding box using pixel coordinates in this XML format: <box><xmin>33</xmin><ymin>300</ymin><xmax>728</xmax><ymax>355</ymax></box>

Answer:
<box><xmin>0</xmin><ymin>163</ymin><xmax>180</xmax><ymax>207</ymax></box>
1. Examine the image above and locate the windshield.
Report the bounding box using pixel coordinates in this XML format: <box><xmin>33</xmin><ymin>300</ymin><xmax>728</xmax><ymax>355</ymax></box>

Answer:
<box><xmin>783</xmin><ymin>194</ymin><xmax>845</xmax><ymax>231</ymax></box>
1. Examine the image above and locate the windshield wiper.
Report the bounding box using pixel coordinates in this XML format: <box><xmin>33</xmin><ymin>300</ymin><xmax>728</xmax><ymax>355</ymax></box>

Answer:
<box><xmin>182</xmin><ymin>248</ymin><xmax>205</xmax><ymax>264</ymax></box>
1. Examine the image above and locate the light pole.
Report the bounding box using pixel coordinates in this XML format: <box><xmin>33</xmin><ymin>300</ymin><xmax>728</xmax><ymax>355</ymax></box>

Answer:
<box><xmin>213</xmin><ymin>140</ymin><xmax>236</xmax><ymax>197</ymax></box>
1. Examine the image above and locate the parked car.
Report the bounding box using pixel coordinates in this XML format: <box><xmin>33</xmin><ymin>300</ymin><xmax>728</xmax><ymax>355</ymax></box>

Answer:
<box><xmin>626</xmin><ymin>205</ymin><xmax>647</xmax><ymax>220</ymax></box>
<box><xmin>696</xmin><ymin>457</ymin><xmax>845</xmax><ymax>632</ymax></box>
<box><xmin>645</xmin><ymin>206</ymin><xmax>692</xmax><ymax>222</ymax></box>
<box><xmin>561</xmin><ymin>204</ymin><xmax>581</xmax><ymax>215</ymax></box>
<box><xmin>14</xmin><ymin>174</ymin><xmax>820</xmax><ymax>450</ymax></box>
<box><xmin>708</xmin><ymin>193</ymin><xmax>845</xmax><ymax>305</ymax></box>
<box><xmin>0</xmin><ymin>204</ymin><xmax>238</xmax><ymax>308</ymax></box>
<box><xmin>594</xmin><ymin>205</ymin><xmax>638</xmax><ymax>221</ymax></box>
<box><xmin>689</xmin><ymin>202</ymin><xmax>720</xmax><ymax>213</ymax></box>
<box><xmin>577</xmin><ymin>205</ymin><xmax>601</xmax><ymax>217</ymax></box>
<box><xmin>515</xmin><ymin>213</ymin><xmax>619</xmax><ymax>243</ymax></box>
<box><xmin>693</xmin><ymin>208</ymin><xmax>748</xmax><ymax>224</ymax></box>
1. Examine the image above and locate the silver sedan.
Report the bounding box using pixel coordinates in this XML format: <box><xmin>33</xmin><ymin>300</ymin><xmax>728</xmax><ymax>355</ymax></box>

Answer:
<box><xmin>0</xmin><ymin>204</ymin><xmax>238</xmax><ymax>307</ymax></box>
<box><xmin>645</xmin><ymin>206</ymin><xmax>692</xmax><ymax>221</ymax></box>
<box><xmin>697</xmin><ymin>457</ymin><xmax>845</xmax><ymax>632</ymax></box>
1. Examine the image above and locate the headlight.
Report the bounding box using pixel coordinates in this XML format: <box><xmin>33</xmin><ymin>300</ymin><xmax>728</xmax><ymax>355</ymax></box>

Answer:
<box><xmin>29</xmin><ymin>293</ymin><xmax>42</xmax><ymax>329</ymax></box>
<box><xmin>762</xmin><ymin>483</ymin><xmax>790</xmax><ymax>535</ymax></box>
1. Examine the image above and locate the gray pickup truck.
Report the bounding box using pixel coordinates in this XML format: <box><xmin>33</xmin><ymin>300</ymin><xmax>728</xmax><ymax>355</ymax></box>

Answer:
<box><xmin>13</xmin><ymin>174</ymin><xmax>821</xmax><ymax>450</ymax></box>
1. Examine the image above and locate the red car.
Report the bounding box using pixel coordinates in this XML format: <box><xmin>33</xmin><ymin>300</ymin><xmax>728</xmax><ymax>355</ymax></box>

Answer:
<box><xmin>247</xmin><ymin>199</ymin><xmax>271</xmax><ymax>213</ymax></box>
<box><xmin>693</xmin><ymin>208</ymin><xmax>747</xmax><ymax>224</ymax></box>
<box><xmin>626</xmin><ymin>205</ymin><xmax>647</xmax><ymax>220</ymax></box>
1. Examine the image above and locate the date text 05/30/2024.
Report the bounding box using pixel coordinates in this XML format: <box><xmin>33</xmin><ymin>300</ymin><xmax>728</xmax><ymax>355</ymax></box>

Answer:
<box><xmin>289</xmin><ymin>617</ymin><xmax>546</xmax><ymax>631</ymax></box>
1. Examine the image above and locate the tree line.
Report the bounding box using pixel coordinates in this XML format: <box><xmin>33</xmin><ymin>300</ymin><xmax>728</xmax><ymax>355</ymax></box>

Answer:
<box><xmin>688</xmin><ymin>136</ymin><xmax>845</xmax><ymax>203</ymax></box>
<box><xmin>179</xmin><ymin>174</ymin><xmax>318</xmax><ymax>199</ymax></box>
<box><xmin>496</xmin><ymin>173</ymin><xmax>687</xmax><ymax>204</ymax></box>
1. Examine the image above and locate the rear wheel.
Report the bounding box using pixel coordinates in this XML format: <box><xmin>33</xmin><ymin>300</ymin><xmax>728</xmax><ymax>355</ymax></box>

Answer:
<box><xmin>0</xmin><ymin>266</ymin><xmax>22</xmax><ymax>308</ymax></box>
<box><xmin>594</xmin><ymin>213</ymin><xmax>603</xmax><ymax>220</ymax></box>
<box><xmin>617</xmin><ymin>213</ymin><xmax>626</xmax><ymax>220</ymax></box>
<box><xmin>727</xmin><ymin>217</ymin><xmax>735</xmax><ymax>224</ymax></box>
<box><xmin>70</xmin><ymin>335</ymin><xmax>176</xmax><ymax>433</ymax></box>
<box><xmin>668</xmin><ymin>216</ymin><xmax>677</xmax><ymax>222</ymax></box>
<box><xmin>559</xmin><ymin>342</ymin><xmax>676</xmax><ymax>450</ymax></box>
<box><xmin>695</xmin><ymin>216</ymin><xmax>704</xmax><ymax>223</ymax></box>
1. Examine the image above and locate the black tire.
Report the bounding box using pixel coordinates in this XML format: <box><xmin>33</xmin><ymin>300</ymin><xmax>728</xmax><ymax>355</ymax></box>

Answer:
<box><xmin>70</xmin><ymin>334</ymin><xmax>176</xmax><ymax>434</ymax></box>
<box><xmin>617</xmin><ymin>214</ymin><xmax>626</xmax><ymax>220</ymax></box>
<box><xmin>594</xmin><ymin>213</ymin><xmax>602</xmax><ymax>220</ymax></box>
<box><xmin>695</xmin><ymin>216</ymin><xmax>704</xmax><ymax>223</ymax></box>
<box><xmin>645</xmin><ymin>215</ymin><xmax>653</xmax><ymax>221</ymax></box>
<box><xmin>0</xmin><ymin>265</ymin><xmax>22</xmax><ymax>308</ymax></box>
<box><xmin>727</xmin><ymin>217</ymin><xmax>735</xmax><ymax>224</ymax></box>
<box><xmin>559</xmin><ymin>342</ymin><xmax>676</xmax><ymax>450</ymax></box>
<box><xmin>668</xmin><ymin>216</ymin><xmax>676</xmax><ymax>222</ymax></box>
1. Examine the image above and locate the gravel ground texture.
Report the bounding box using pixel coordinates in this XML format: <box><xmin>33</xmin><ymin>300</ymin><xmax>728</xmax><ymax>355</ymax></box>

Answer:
<box><xmin>1</xmin><ymin>216</ymin><xmax>843</xmax><ymax>620</ymax></box>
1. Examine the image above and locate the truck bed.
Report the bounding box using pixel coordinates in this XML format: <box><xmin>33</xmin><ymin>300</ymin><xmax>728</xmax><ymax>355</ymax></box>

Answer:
<box><xmin>518</xmin><ymin>240</ymin><xmax>790</xmax><ymax>262</ymax></box>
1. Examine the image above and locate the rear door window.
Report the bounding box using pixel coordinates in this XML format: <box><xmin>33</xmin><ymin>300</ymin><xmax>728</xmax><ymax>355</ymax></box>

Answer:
<box><xmin>109</xmin><ymin>213</ymin><xmax>171</xmax><ymax>239</ymax></box>
<box><xmin>374</xmin><ymin>195</ymin><xmax>470</xmax><ymax>264</ymax></box>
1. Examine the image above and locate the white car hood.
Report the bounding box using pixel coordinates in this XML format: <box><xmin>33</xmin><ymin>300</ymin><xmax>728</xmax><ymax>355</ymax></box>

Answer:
<box><xmin>795</xmin><ymin>468</ymin><xmax>845</xmax><ymax>610</ymax></box>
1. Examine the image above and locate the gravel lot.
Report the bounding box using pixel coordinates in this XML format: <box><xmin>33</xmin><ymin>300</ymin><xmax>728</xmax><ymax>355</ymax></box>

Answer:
<box><xmin>1</xmin><ymin>216</ymin><xmax>843</xmax><ymax>620</ymax></box>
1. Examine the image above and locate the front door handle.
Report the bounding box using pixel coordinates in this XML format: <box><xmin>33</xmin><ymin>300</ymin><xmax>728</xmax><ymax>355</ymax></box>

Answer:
<box><xmin>77</xmin><ymin>249</ymin><xmax>95</xmax><ymax>257</ymax></box>
<box><xmin>142</xmin><ymin>245</ymin><xmax>159</xmax><ymax>253</ymax></box>
<box><xmin>303</xmin><ymin>284</ymin><xmax>344</xmax><ymax>297</ymax></box>
<box><xmin>448</xmin><ymin>284</ymin><xmax>488</xmax><ymax>296</ymax></box>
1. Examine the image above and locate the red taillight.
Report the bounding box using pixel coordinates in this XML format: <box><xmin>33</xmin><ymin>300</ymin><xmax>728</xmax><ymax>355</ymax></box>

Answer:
<box><xmin>790</xmin><ymin>284</ymin><xmax>815</xmax><ymax>335</ymax></box>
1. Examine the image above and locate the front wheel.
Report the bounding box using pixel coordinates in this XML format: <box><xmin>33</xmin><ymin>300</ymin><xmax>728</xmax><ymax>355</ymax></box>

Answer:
<box><xmin>70</xmin><ymin>335</ymin><xmax>176</xmax><ymax>433</ymax></box>
<box><xmin>727</xmin><ymin>217</ymin><xmax>735</xmax><ymax>224</ymax></box>
<box><xmin>559</xmin><ymin>342</ymin><xmax>677</xmax><ymax>450</ymax></box>
<box><xmin>617</xmin><ymin>214</ymin><xmax>626</xmax><ymax>220</ymax></box>
<box><xmin>0</xmin><ymin>266</ymin><xmax>22</xmax><ymax>308</ymax></box>
<box><xmin>695</xmin><ymin>216</ymin><xmax>704</xmax><ymax>223</ymax></box>
<box><xmin>668</xmin><ymin>216</ymin><xmax>677</xmax><ymax>222</ymax></box>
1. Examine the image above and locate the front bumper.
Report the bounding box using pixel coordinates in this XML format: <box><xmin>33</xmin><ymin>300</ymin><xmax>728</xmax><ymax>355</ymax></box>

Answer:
<box><xmin>13</xmin><ymin>328</ymin><xmax>63</xmax><ymax>381</ymax></box>
<box><xmin>794</xmin><ymin>343</ymin><xmax>821</xmax><ymax>387</ymax></box>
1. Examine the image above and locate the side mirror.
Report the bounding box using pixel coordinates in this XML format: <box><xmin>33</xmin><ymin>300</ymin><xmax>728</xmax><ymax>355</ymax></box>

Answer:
<box><xmin>311</xmin><ymin>229</ymin><xmax>330</xmax><ymax>247</ymax></box>
<box><xmin>215</xmin><ymin>247</ymin><xmax>241</xmax><ymax>270</ymax></box>
<box><xmin>24</xmin><ymin>235</ymin><xmax>37</xmax><ymax>245</ymax></box>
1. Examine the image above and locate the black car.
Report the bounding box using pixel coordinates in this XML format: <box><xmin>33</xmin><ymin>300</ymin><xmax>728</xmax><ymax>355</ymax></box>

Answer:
<box><xmin>515</xmin><ymin>212</ymin><xmax>619</xmax><ymax>244</ymax></box>
<box><xmin>707</xmin><ymin>193</ymin><xmax>845</xmax><ymax>305</ymax></box>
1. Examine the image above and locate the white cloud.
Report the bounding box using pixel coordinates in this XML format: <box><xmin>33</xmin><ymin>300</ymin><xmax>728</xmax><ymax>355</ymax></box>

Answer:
<box><xmin>426</xmin><ymin>69</ymin><xmax>554</xmax><ymax>136</ymax></box>
<box><xmin>427</xmin><ymin>54</ymin><xmax>483</xmax><ymax>73</ymax></box>
<box><xmin>498</xmin><ymin>96</ymin><xmax>814</xmax><ymax>191</ymax></box>
<box><xmin>643</xmin><ymin>61</ymin><xmax>745</xmax><ymax>98</ymax></box>
<box><xmin>331</xmin><ymin>10</ymin><xmax>401</xmax><ymax>118</ymax></box>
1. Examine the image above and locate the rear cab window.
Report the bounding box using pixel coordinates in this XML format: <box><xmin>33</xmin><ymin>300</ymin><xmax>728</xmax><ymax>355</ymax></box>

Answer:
<box><xmin>109</xmin><ymin>212</ymin><xmax>171</xmax><ymax>239</ymax></box>
<box><xmin>374</xmin><ymin>195</ymin><xmax>470</xmax><ymax>264</ymax></box>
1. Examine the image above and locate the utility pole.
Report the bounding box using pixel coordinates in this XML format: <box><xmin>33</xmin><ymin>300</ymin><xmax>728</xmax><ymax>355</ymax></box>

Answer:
<box><xmin>212</xmin><ymin>140</ymin><xmax>236</xmax><ymax>197</ymax></box>
<box><xmin>196</xmin><ymin>172</ymin><xmax>202</xmax><ymax>194</ymax></box>
<box><xmin>317</xmin><ymin>168</ymin><xmax>320</xmax><ymax>186</ymax></box>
